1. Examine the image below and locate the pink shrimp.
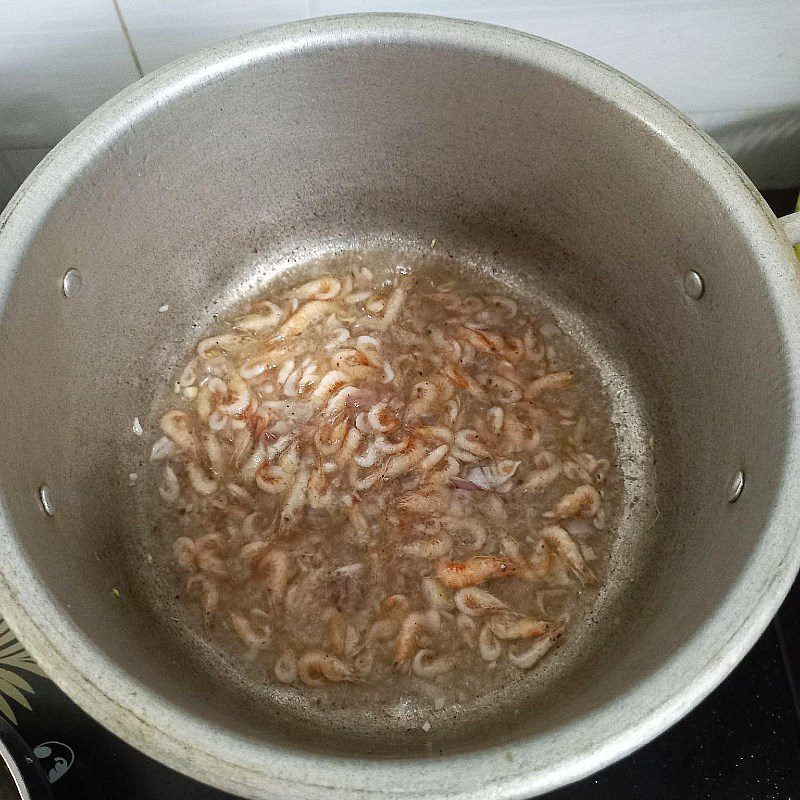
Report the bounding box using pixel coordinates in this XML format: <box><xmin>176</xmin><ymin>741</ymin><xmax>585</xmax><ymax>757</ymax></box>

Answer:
<box><xmin>436</xmin><ymin>556</ymin><xmax>535</xmax><ymax>589</ymax></box>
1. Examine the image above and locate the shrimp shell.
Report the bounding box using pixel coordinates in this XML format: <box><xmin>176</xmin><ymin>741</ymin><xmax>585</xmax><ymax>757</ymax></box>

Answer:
<box><xmin>508</xmin><ymin>622</ymin><xmax>565</xmax><ymax>669</ymax></box>
<box><xmin>525</xmin><ymin>371</ymin><xmax>574</xmax><ymax>399</ymax></box>
<box><xmin>293</xmin><ymin>276</ymin><xmax>341</xmax><ymax>301</ymax></box>
<box><xmin>159</xmin><ymin>464</ymin><xmax>180</xmax><ymax>503</ymax></box>
<box><xmin>552</xmin><ymin>484</ymin><xmax>601</xmax><ymax>519</ymax></box>
<box><xmin>436</xmin><ymin>556</ymin><xmax>533</xmax><ymax>589</ymax></box>
<box><xmin>523</xmin><ymin>463</ymin><xmax>563</xmax><ymax>492</ymax></box>
<box><xmin>541</xmin><ymin>526</ymin><xmax>595</xmax><ymax>585</ymax></box>
<box><xmin>454</xmin><ymin>587</ymin><xmax>509</xmax><ymax>617</ymax></box>
<box><xmin>384</xmin><ymin>438</ymin><xmax>427</xmax><ymax>480</ymax></box>
<box><xmin>159</xmin><ymin>410</ymin><xmax>195</xmax><ymax>454</ymax></box>
<box><xmin>186</xmin><ymin>462</ymin><xmax>217</xmax><ymax>496</ymax></box>
<box><xmin>280</xmin><ymin>300</ymin><xmax>334</xmax><ymax>337</ymax></box>
<box><xmin>487</xmin><ymin>613</ymin><xmax>550</xmax><ymax>640</ymax></box>
<box><xmin>478</xmin><ymin>624</ymin><xmax>502</xmax><ymax>662</ymax></box>
<box><xmin>412</xmin><ymin>650</ymin><xmax>458</xmax><ymax>678</ymax></box>
<box><xmin>298</xmin><ymin>652</ymin><xmax>358</xmax><ymax>687</ymax></box>
<box><xmin>230</xmin><ymin>613</ymin><xmax>272</xmax><ymax>650</ymax></box>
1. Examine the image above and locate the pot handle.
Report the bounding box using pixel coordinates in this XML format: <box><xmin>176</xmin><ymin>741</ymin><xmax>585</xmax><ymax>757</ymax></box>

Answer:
<box><xmin>0</xmin><ymin>718</ymin><xmax>53</xmax><ymax>800</ymax></box>
<box><xmin>780</xmin><ymin>210</ymin><xmax>800</xmax><ymax>250</ymax></box>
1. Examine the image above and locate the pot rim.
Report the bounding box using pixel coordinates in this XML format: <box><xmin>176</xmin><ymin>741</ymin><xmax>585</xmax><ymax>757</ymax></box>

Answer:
<box><xmin>1</xmin><ymin>14</ymin><xmax>799</xmax><ymax>800</ymax></box>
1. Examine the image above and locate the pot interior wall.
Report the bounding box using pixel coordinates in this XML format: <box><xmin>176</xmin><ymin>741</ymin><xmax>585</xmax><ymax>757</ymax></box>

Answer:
<box><xmin>0</xmin><ymin>29</ymin><xmax>788</xmax><ymax>759</ymax></box>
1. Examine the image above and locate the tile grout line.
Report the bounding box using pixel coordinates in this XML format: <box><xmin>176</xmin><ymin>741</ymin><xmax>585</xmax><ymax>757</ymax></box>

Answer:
<box><xmin>112</xmin><ymin>0</ymin><xmax>144</xmax><ymax>79</ymax></box>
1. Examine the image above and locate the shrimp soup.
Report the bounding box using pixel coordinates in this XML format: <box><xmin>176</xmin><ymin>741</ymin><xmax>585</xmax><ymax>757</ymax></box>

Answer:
<box><xmin>146</xmin><ymin>250</ymin><xmax>621</xmax><ymax>717</ymax></box>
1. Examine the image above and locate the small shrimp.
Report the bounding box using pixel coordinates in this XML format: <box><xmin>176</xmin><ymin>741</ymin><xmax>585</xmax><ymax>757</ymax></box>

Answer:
<box><xmin>308</xmin><ymin>466</ymin><xmax>334</xmax><ymax>509</ymax></box>
<box><xmin>487</xmin><ymin>613</ymin><xmax>550</xmax><ymax>640</ymax></box>
<box><xmin>402</xmin><ymin>534</ymin><xmax>453</xmax><ymax>559</ymax></box>
<box><xmin>159</xmin><ymin>464</ymin><xmax>180</xmax><ymax>503</ymax></box>
<box><xmin>457</xmin><ymin>613</ymin><xmax>478</xmax><ymax>648</ymax></box>
<box><xmin>325</xmin><ymin>385</ymin><xmax>360</xmax><ymax>418</ymax></box>
<box><xmin>367</xmin><ymin>401</ymin><xmax>399</xmax><ymax>432</ymax></box>
<box><xmin>405</xmin><ymin>381</ymin><xmax>438</xmax><ymax>421</ymax></box>
<box><xmin>173</xmin><ymin>537</ymin><xmax>196</xmax><ymax>572</ymax></box>
<box><xmin>384</xmin><ymin>438</ymin><xmax>427</xmax><ymax>480</ymax></box>
<box><xmin>454</xmin><ymin>587</ymin><xmax>509</xmax><ymax>617</ymax></box>
<box><xmin>541</xmin><ymin>526</ymin><xmax>595</xmax><ymax>585</ymax></box>
<box><xmin>455</xmin><ymin>429</ymin><xmax>491</xmax><ymax>459</ymax></box>
<box><xmin>239</xmin><ymin>540</ymin><xmax>270</xmax><ymax>568</ymax></box>
<box><xmin>416</xmin><ymin>425</ymin><xmax>454</xmax><ymax>444</ymax></box>
<box><xmin>311</xmin><ymin>369</ymin><xmax>351</xmax><ymax>403</ymax></box>
<box><xmin>478</xmin><ymin>624</ymin><xmax>502</xmax><ymax>662</ymax></box>
<box><xmin>374</xmin><ymin>435</ymin><xmax>410</xmax><ymax>455</ymax></box>
<box><xmin>201</xmin><ymin>429</ymin><xmax>224</xmax><ymax>476</ymax></box>
<box><xmin>196</xmin><ymin>546</ymin><xmax>229</xmax><ymax>579</ymax></box>
<box><xmin>233</xmin><ymin>306</ymin><xmax>283</xmax><ymax>332</ymax></box>
<box><xmin>379</xmin><ymin>284</ymin><xmax>407</xmax><ymax>328</ymax></box>
<box><xmin>160</xmin><ymin>410</ymin><xmax>195</xmax><ymax>454</ymax></box>
<box><xmin>500</xmin><ymin>535</ymin><xmax>523</xmax><ymax>560</ymax></box>
<box><xmin>480</xmin><ymin>374</ymin><xmax>522</xmax><ymax>404</ymax></box>
<box><xmin>230</xmin><ymin>612</ymin><xmax>272</xmax><ymax>650</ymax></box>
<box><xmin>437</xmin><ymin>556</ymin><xmax>534</xmax><ymax>589</ymax></box>
<box><xmin>393</xmin><ymin>610</ymin><xmax>439</xmax><ymax>665</ymax></box>
<box><xmin>195</xmin><ymin>384</ymin><xmax>213</xmax><ymax>423</ymax></box>
<box><xmin>185</xmin><ymin>574</ymin><xmax>219</xmax><ymax>615</ymax></box>
<box><xmin>186</xmin><ymin>462</ymin><xmax>217</xmax><ymax>496</ymax></box>
<box><xmin>323</xmin><ymin>607</ymin><xmax>348</xmax><ymax>656</ymax></box>
<box><xmin>552</xmin><ymin>484</ymin><xmax>601</xmax><ymax>519</ymax></box>
<box><xmin>274</xmin><ymin>648</ymin><xmax>298</xmax><ymax>683</ymax></box>
<box><xmin>336</xmin><ymin>427</ymin><xmax>363</xmax><ymax>466</ymax></box>
<box><xmin>196</xmin><ymin>333</ymin><xmax>242</xmax><ymax>359</ymax></box>
<box><xmin>523</xmin><ymin>463</ymin><xmax>562</xmax><ymax>492</ymax></box>
<box><xmin>279</xmin><ymin>460</ymin><xmax>312</xmax><ymax>527</ymax></box>
<box><xmin>445</xmin><ymin>398</ymin><xmax>460</xmax><ymax>425</ymax></box>
<box><xmin>563</xmin><ymin>461</ymin><xmax>592</xmax><ymax>484</ymax></box>
<box><xmin>255</xmin><ymin>464</ymin><xmax>287</xmax><ymax>494</ymax></box>
<box><xmin>217</xmin><ymin>370</ymin><xmax>250</xmax><ymax>416</ymax></box>
<box><xmin>525</xmin><ymin>371</ymin><xmax>574</xmax><ymax>399</ymax></box>
<box><xmin>487</xmin><ymin>406</ymin><xmax>504</xmax><ymax>434</ymax></box>
<box><xmin>349</xmin><ymin>463</ymin><xmax>382</xmax><ymax>492</ymax></box>
<box><xmin>293</xmin><ymin>276</ymin><xmax>341</xmax><ymax>301</ymax></box>
<box><xmin>417</xmin><ymin>444</ymin><xmax>449</xmax><ymax>473</ymax></box>
<box><xmin>396</xmin><ymin>484</ymin><xmax>450</xmax><ymax>516</ymax></box>
<box><xmin>507</xmin><ymin>622</ymin><xmax>565</xmax><ymax>669</ymax></box>
<box><xmin>297</xmin><ymin>652</ymin><xmax>359</xmax><ymax>687</ymax></box>
<box><xmin>253</xmin><ymin>548</ymin><xmax>292</xmax><ymax>604</ymax></box>
<box><xmin>412</xmin><ymin>650</ymin><xmax>458</xmax><ymax>678</ymax></box>
<box><xmin>314</xmin><ymin>419</ymin><xmax>350</xmax><ymax>456</ymax></box>
<box><xmin>280</xmin><ymin>300</ymin><xmax>334</xmax><ymax>337</ymax></box>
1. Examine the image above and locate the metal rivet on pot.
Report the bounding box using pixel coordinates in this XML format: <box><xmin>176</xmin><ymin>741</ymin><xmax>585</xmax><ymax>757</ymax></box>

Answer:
<box><xmin>38</xmin><ymin>484</ymin><xmax>55</xmax><ymax>515</ymax></box>
<box><xmin>62</xmin><ymin>268</ymin><xmax>82</xmax><ymax>297</ymax></box>
<box><xmin>683</xmin><ymin>271</ymin><xmax>704</xmax><ymax>300</ymax></box>
<box><xmin>728</xmin><ymin>471</ymin><xmax>745</xmax><ymax>503</ymax></box>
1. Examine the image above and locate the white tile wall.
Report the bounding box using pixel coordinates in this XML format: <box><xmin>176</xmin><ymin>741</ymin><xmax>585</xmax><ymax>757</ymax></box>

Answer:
<box><xmin>310</xmin><ymin>0</ymin><xmax>800</xmax><ymax>128</ymax></box>
<box><xmin>3</xmin><ymin>148</ymin><xmax>52</xmax><ymax>182</ymax></box>
<box><xmin>0</xmin><ymin>0</ymin><xmax>798</xmax><ymax>197</ymax></box>
<box><xmin>118</xmin><ymin>0</ymin><xmax>312</xmax><ymax>74</ymax></box>
<box><xmin>0</xmin><ymin>0</ymin><xmax>141</xmax><ymax>149</ymax></box>
<box><xmin>0</xmin><ymin>153</ymin><xmax>19</xmax><ymax>210</ymax></box>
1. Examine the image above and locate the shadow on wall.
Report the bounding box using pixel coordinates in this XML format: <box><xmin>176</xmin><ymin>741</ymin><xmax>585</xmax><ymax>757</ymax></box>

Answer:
<box><xmin>707</xmin><ymin>105</ymin><xmax>800</xmax><ymax>191</ymax></box>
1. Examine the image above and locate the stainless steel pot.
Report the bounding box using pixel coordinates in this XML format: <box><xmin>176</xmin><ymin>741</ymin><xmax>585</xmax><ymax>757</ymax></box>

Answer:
<box><xmin>1</xmin><ymin>14</ymin><xmax>799</xmax><ymax>800</ymax></box>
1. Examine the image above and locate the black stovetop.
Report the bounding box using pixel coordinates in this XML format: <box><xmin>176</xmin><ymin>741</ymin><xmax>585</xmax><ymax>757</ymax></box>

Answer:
<box><xmin>7</xmin><ymin>576</ymin><xmax>800</xmax><ymax>800</ymax></box>
<box><xmin>3</xmin><ymin>191</ymin><xmax>799</xmax><ymax>800</ymax></box>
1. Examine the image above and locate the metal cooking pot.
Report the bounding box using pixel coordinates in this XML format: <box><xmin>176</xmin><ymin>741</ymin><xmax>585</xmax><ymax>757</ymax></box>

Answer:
<box><xmin>1</xmin><ymin>14</ymin><xmax>799</xmax><ymax>800</ymax></box>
